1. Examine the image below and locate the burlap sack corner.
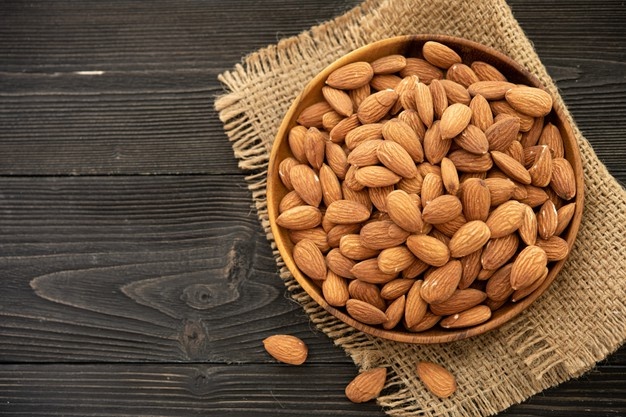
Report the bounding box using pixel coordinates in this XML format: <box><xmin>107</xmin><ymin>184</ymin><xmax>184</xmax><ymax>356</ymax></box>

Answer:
<box><xmin>215</xmin><ymin>0</ymin><xmax>626</xmax><ymax>415</ymax></box>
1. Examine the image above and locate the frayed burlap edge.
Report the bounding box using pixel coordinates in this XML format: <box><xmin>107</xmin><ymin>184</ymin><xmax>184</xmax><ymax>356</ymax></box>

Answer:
<box><xmin>215</xmin><ymin>1</ymin><xmax>626</xmax><ymax>416</ymax></box>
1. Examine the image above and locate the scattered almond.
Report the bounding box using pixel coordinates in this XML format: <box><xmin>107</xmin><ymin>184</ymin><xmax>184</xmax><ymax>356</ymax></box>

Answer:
<box><xmin>263</xmin><ymin>334</ymin><xmax>308</xmax><ymax>365</ymax></box>
<box><xmin>416</xmin><ymin>361</ymin><xmax>457</xmax><ymax>398</ymax></box>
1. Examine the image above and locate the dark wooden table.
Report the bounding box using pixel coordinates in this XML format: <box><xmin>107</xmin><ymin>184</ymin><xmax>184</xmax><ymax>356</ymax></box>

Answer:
<box><xmin>1</xmin><ymin>1</ymin><xmax>624</xmax><ymax>415</ymax></box>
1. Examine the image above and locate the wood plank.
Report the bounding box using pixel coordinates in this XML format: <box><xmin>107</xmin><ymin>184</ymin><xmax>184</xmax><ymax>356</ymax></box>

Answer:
<box><xmin>0</xmin><ymin>176</ymin><xmax>348</xmax><ymax>363</ymax></box>
<box><xmin>0</xmin><ymin>358</ymin><xmax>624</xmax><ymax>417</ymax></box>
<box><xmin>0</xmin><ymin>0</ymin><xmax>623</xmax><ymax>175</ymax></box>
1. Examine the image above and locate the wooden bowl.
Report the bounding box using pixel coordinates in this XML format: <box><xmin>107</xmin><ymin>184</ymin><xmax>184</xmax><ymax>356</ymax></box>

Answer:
<box><xmin>267</xmin><ymin>35</ymin><xmax>584</xmax><ymax>344</ymax></box>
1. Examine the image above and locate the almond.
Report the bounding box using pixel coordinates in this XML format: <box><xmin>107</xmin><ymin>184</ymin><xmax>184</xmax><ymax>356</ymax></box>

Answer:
<box><xmin>491</xmin><ymin>151</ymin><xmax>532</xmax><ymax>185</ymax></box>
<box><xmin>371</xmin><ymin>54</ymin><xmax>407</xmax><ymax>74</ymax></box>
<box><xmin>520</xmin><ymin>116</ymin><xmax>544</xmax><ymax>148</ymax></box>
<box><xmin>538</xmin><ymin>123</ymin><xmax>565</xmax><ymax>159</ymax></box>
<box><xmin>340</xmin><ymin>234</ymin><xmax>380</xmax><ymax>260</ymax></box>
<box><xmin>485</xmin><ymin>117</ymin><xmax>520</xmax><ymax>152</ymax></box>
<box><xmin>471</xmin><ymin>61</ymin><xmax>507</xmax><ymax>82</ymax></box>
<box><xmin>279</xmin><ymin>190</ymin><xmax>305</xmax><ymax>213</ymax></box>
<box><xmin>447</xmin><ymin>149</ymin><xmax>493</xmax><ymax>173</ymax></box>
<box><xmin>490</xmin><ymin>100</ymin><xmax>534</xmax><ymax>132</ymax></box>
<box><xmin>369</xmin><ymin>185</ymin><xmax>393</xmax><ymax>212</ymax></box>
<box><xmin>288</xmin><ymin>227</ymin><xmax>330</xmax><ymax>253</ymax></box>
<box><xmin>460</xmin><ymin>178</ymin><xmax>491</xmax><ymax>221</ymax></box>
<box><xmin>555</xmin><ymin>202</ymin><xmax>576</xmax><ymax>236</ymax></box>
<box><xmin>519</xmin><ymin>203</ymin><xmax>538</xmax><ymax>246</ymax></box>
<box><xmin>357</xmin><ymin>89</ymin><xmax>398</xmax><ymax>124</ymax></box>
<box><xmin>322</xmin><ymin>86</ymin><xmax>354</xmax><ymax>117</ymax></box>
<box><xmin>481</xmin><ymin>233</ymin><xmax>519</xmax><ymax>270</ymax></box>
<box><xmin>293</xmin><ymin>239</ymin><xmax>327</xmax><ymax>281</ymax></box>
<box><xmin>483</xmin><ymin>177</ymin><xmax>516</xmax><ymax>206</ymax></box>
<box><xmin>422</xmin><ymin>194</ymin><xmax>463</xmax><ymax>224</ymax></box>
<box><xmin>276</xmin><ymin>205</ymin><xmax>322</xmax><ymax>230</ymax></box>
<box><xmin>441</xmin><ymin>157</ymin><xmax>460</xmax><ymax>195</ymax></box>
<box><xmin>518</xmin><ymin>184</ymin><xmax>549</xmax><ymax>208</ymax></box>
<box><xmin>348</xmin><ymin>279</ymin><xmax>387</xmax><ymax>311</ymax></box>
<box><xmin>424</xmin><ymin>120</ymin><xmax>451</xmax><ymax>164</ymax></box>
<box><xmin>383</xmin><ymin>295</ymin><xmax>406</xmax><ymax>330</ymax></box>
<box><xmin>370</xmin><ymin>74</ymin><xmax>402</xmax><ymax>91</ymax></box>
<box><xmin>416</xmin><ymin>361</ymin><xmax>457</xmax><ymax>398</ymax></box>
<box><xmin>288</xmin><ymin>125</ymin><xmax>308</xmax><ymax>163</ymax></box>
<box><xmin>325</xmin><ymin>199</ymin><xmax>371</xmax><ymax>224</ymax></box>
<box><xmin>537</xmin><ymin>200</ymin><xmax>558</xmax><ymax>239</ymax></box>
<box><xmin>446</xmin><ymin>63</ymin><xmax>480</xmax><ymax>88</ymax></box>
<box><xmin>406</xmin><ymin>234</ymin><xmax>450</xmax><ymax>267</ymax></box>
<box><xmin>429</xmin><ymin>288</ymin><xmax>487</xmax><ymax>316</ymax></box>
<box><xmin>485</xmin><ymin>263</ymin><xmax>514</xmax><ymax>301</ymax></box>
<box><xmin>354</xmin><ymin>165</ymin><xmax>402</xmax><ymax>187</ymax></box>
<box><xmin>535</xmin><ymin>236</ymin><xmax>569</xmax><ymax>261</ymax></box>
<box><xmin>345</xmin><ymin>298</ymin><xmax>388</xmax><ymax>325</ymax></box>
<box><xmin>440</xmin><ymin>304</ymin><xmax>492</xmax><ymax>329</ymax></box>
<box><xmin>528</xmin><ymin>145</ymin><xmax>553</xmax><ymax>187</ymax></box>
<box><xmin>421</xmin><ymin>260</ymin><xmax>463</xmax><ymax>303</ymax></box>
<box><xmin>319</xmin><ymin>164</ymin><xmax>343</xmax><ymax>206</ymax></box>
<box><xmin>330</xmin><ymin>113</ymin><xmax>361</xmax><ymax>143</ymax></box>
<box><xmin>326</xmin><ymin>61</ymin><xmax>374</xmax><ymax>90</ymax></box>
<box><xmin>405</xmin><ymin>280</ymin><xmax>428</xmax><ymax>327</ymax></box>
<box><xmin>386</xmin><ymin>189</ymin><xmax>424</xmax><ymax>233</ymax></box>
<box><xmin>377</xmin><ymin>140</ymin><xmax>419</xmax><ymax>178</ymax></box>
<box><xmin>325</xmin><ymin>141</ymin><xmax>349</xmax><ymax>179</ymax></box>
<box><xmin>322</xmin><ymin>111</ymin><xmax>343</xmax><ymax>131</ymax></box>
<box><xmin>406</xmin><ymin>311</ymin><xmax>441</xmax><ymax>332</ymax></box>
<box><xmin>550</xmin><ymin>158</ymin><xmax>576</xmax><ymax>200</ymax></box>
<box><xmin>278</xmin><ymin>157</ymin><xmax>300</xmax><ymax>190</ymax></box>
<box><xmin>448</xmin><ymin>220</ymin><xmax>491</xmax><ymax>258</ymax></box>
<box><xmin>322</xmin><ymin>270</ymin><xmax>350</xmax><ymax>307</ymax></box>
<box><xmin>381</xmin><ymin>278</ymin><xmax>416</xmax><ymax>300</ymax></box>
<box><xmin>415</xmin><ymin>82</ymin><xmax>434</xmax><ymax>127</ymax></box>
<box><xmin>297</xmin><ymin>101</ymin><xmax>333</xmax><ymax>128</ymax></box>
<box><xmin>326</xmin><ymin>248</ymin><xmax>356</xmax><ymax>278</ymax></box>
<box><xmin>347</xmin><ymin>139</ymin><xmax>383</xmax><ymax>167</ymax></box>
<box><xmin>400</xmin><ymin>58</ymin><xmax>443</xmax><ymax>83</ymax></box>
<box><xmin>345</xmin><ymin>367</ymin><xmax>387</xmax><ymax>403</ymax></box>
<box><xmin>429</xmin><ymin>79</ymin><xmax>448</xmax><ymax>119</ymax></box>
<box><xmin>455</xmin><ymin>124</ymin><xmax>489</xmax><ymax>155</ymax></box>
<box><xmin>486</xmin><ymin>200</ymin><xmax>524</xmax><ymax>238</ymax></box>
<box><xmin>440</xmin><ymin>103</ymin><xmax>473</xmax><ymax>140</ymax></box>
<box><xmin>459</xmin><ymin>249</ymin><xmax>482</xmax><ymax>289</ymax></box>
<box><xmin>423</xmin><ymin>41</ymin><xmax>462</xmax><ymax>69</ymax></box>
<box><xmin>382</xmin><ymin>118</ymin><xmax>425</xmax><ymax>162</ymax></box>
<box><xmin>440</xmin><ymin>79</ymin><xmax>471</xmax><ymax>105</ymax></box>
<box><xmin>510</xmin><ymin>245</ymin><xmax>548</xmax><ymax>290</ymax></box>
<box><xmin>420</xmin><ymin>172</ymin><xmax>444</xmax><ymax>205</ymax></box>
<box><xmin>469</xmin><ymin>94</ymin><xmax>494</xmax><ymax>132</ymax></box>
<box><xmin>345</xmin><ymin>123</ymin><xmax>383</xmax><ymax>150</ymax></box>
<box><xmin>393</xmin><ymin>75</ymin><xmax>419</xmax><ymax>114</ymax></box>
<box><xmin>505</xmin><ymin>86</ymin><xmax>553</xmax><ymax>117</ymax></box>
<box><xmin>349</xmin><ymin>84</ymin><xmax>371</xmax><ymax>111</ymax></box>
<box><xmin>342</xmin><ymin>180</ymin><xmax>370</xmax><ymax>205</ymax></box>
<box><xmin>290</xmin><ymin>164</ymin><xmax>323</xmax><ymax>206</ymax></box>
<box><xmin>360</xmin><ymin>219</ymin><xmax>410</xmax><ymax>250</ymax></box>
<box><xmin>378</xmin><ymin>245</ymin><xmax>416</xmax><ymax>274</ymax></box>
<box><xmin>263</xmin><ymin>334</ymin><xmax>308</xmax><ymax>365</ymax></box>
<box><xmin>468</xmin><ymin>80</ymin><xmax>516</xmax><ymax>100</ymax></box>
<box><xmin>511</xmin><ymin>267</ymin><xmax>549</xmax><ymax>302</ymax></box>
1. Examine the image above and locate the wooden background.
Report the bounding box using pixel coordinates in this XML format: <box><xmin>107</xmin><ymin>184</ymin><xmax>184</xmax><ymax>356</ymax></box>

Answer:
<box><xmin>0</xmin><ymin>0</ymin><xmax>624</xmax><ymax>415</ymax></box>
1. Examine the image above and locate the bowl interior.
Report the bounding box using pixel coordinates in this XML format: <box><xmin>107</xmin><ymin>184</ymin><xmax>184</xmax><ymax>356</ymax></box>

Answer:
<box><xmin>267</xmin><ymin>35</ymin><xmax>584</xmax><ymax>344</ymax></box>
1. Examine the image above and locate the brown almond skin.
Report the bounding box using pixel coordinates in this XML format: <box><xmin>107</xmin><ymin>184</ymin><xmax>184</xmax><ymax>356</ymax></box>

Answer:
<box><xmin>381</xmin><ymin>278</ymin><xmax>416</xmax><ymax>300</ymax></box>
<box><xmin>326</xmin><ymin>248</ymin><xmax>356</xmax><ymax>278</ymax></box>
<box><xmin>348</xmin><ymin>279</ymin><xmax>386</xmax><ymax>311</ymax></box>
<box><xmin>383</xmin><ymin>295</ymin><xmax>406</xmax><ymax>330</ymax></box>
<box><xmin>539</xmin><ymin>123</ymin><xmax>565</xmax><ymax>159</ymax></box>
<box><xmin>406</xmin><ymin>234</ymin><xmax>450</xmax><ymax>267</ymax></box>
<box><xmin>357</xmin><ymin>89</ymin><xmax>398</xmax><ymax>124</ymax></box>
<box><xmin>293</xmin><ymin>239</ymin><xmax>327</xmax><ymax>281</ymax></box>
<box><xmin>279</xmin><ymin>190</ymin><xmax>305</xmax><ymax>213</ymax></box>
<box><xmin>382</xmin><ymin>118</ymin><xmax>425</xmax><ymax>162</ymax></box>
<box><xmin>468</xmin><ymin>81</ymin><xmax>516</xmax><ymax>100</ymax></box>
<box><xmin>421</xmin><ymin>260</ymin><xmax>463</xmax><ymax>303</ymax></box>
<box><xmin>429</xmin><ymin>289</ymin><xmax>487</xmax><ymax>316</ymax></box>
<box><xmin>441</xmin><ymin>157</ymin><xmax>460</xmax><ymax>195</ymax></box>
<box><xmin>360</xmin><ymin>220</ymin><xmax>410</xmax><ymax>250</ymax></box>
<box><xmin>555</xmin><ymin>202</ymin><xmax>576</xmax><ymax>236</ymax></box>
<box><xmin>378</xmin><ymin>245</ymin><xmax>416</xmax><ymax>274</ymax></box>
<box><xmin>440</xmin><ymin>304</ymin><xmax>492</xmax><ymax>329</ymax></box>
<box><xmin>288</xmin><ymin>227</ymin><xmax>329</xmax><ymax>253</ymax></box>
<box><xmin>537</xmin><ymin>200</ymin><xmax>558</xmax><ymax>239</ymax></box>
<box><xmin>485</xmin><ymin>200</ymin><xmax>525</xmax><ymax>238</ymax></box>
<box><xmin>440</xmin><ymin>79</ymin><xmax>471</xmax><ymax>105</ymax></box>
<box><xmin>485</xmin><ymin>263</ymin><xmax>514</xmax><ymax>301</ymax></box>
<box><xmin>469</xmin><ymin>94</ymin><xmax>494</xmax><ymax>132</ymax></box>
<box><xmin>448</xmin><ymin>149</ymin><xmax>493</xmax><ymax>173</ymax></box>
<box><xmin>459</xmin><ymin>249</ymin><xmax>482</xmax><ymax>289</ymax></box>
<box><xmin>505</xmin><ymin>86</ymin><xmax>553</xmax><ymax>117</ymax></box>
<box><xmin>446</xmin><ymin>63</ymin><xmax>480</xmax><ymax>88</ymax></box>
<box><xmin>461</xmin><ymin>178</ymin><xmax>491</xmax><ymax>221</ymax></box>
<box><xmin>345</xmin><ymin>298</ymin><xmax>388</xmax><ymax>325</ymax></box>
<box><xmin>423</xmin><ymin>41</ymin><xmax>462</xmax><ymax>69</ymax></box>
<box><xmin>449</xmin><ymin>220</ymin><xmax>491</xmax><ymax>258</ymax></box>
<box><xmin>535</xmin><ymin>236</ymin><xmax>570</xmax><ymax>261</ymax></box>
<box><xmin>326</xmin><ymin>61</ymin><xmax>374</xmax><ymax>90</ymax></box>
<box><xmin>485</xmin><ymin>117</ymin><xmax>520</xmax><ymax>152</ymax></box>
<box><xmin>519</xmin><ymin>203</ymin><xmax>538</xmax><ymax>246</ymax></box>
<box><xmin>406</xmin><ymin>311</ymin><xmax>442</xmax><ymax>332</ymax></box>
<box><xmin>456</xmin><ymin>124</ymin><xmax>489</xmax><ymax>155</ymax></box>
<box><xmin>386</xmin><ymin>189</ymin><xmax>424</xmax><ymax>233</ymax></box>
<box><xmin>290</xmin><ymin>164</ymin><xmax>323</xmax><ymax>207</ymax></box>
<box><xmin>377</xmin><ymin>140</ymin><xmax>418</xmax><ymax>178</ymax></box>
<box><xmin>263</xmin><ymin>334</ymin><xmax>308</xmax><ymax>365</ymax></box>
<box><xmin>405</xmin><ymin>280</ymin><xmax>428</xmax><ymax>327</ymax></box>
<box><xmin>325</xmin><ymin>199</ymin><xmax>371</xmax><ymax>224</ymax></box>
<box><xmin>424</xmin><ymin>121</ymin><xmax>451</xmax><ymax>164</ymax></box>
<box><xmin>371</xmin><ymin>54</ymin><xmax>407</xmax><ymax>74</ymax></box>
<box><xmin>351</xmin><ymin>258</ymin><xmax>398</xmax><ymax>284</ymax></box>
<box><xmin>339</xmin><ymin>234</ymin><xmax>380</xmax><ymax>261</ymax></box>
<box><xmin>440</xmin><ymin>103</ymin><xmax>473</xmax><ymax>140</ymax></box>
<box><xmin>323</xmin><ymin>270</ymin><xmax>349</xmax><ymax>307</ymax></box>
<box><xmin>416</xmin><ymin>362</ymin><xmax>457</xmax><ymax>398</ymax></box>
<box><xmin>325</xmin><ymin>141</ymin><xmax>349</xmax><ymax>179</ymax></box>
<box><xmin>510</xmin><ymin>245</ymin><xmax>548</xmax><ymax>290</ymax></box>
<box><xmin>345</xmin><ymin>367</ymin><xmax>387</xmax><ymax>403</ymax></box>
<box><xmin>422</xmin><ymin>195</ymin><xmax>463</xmax><ymax>224</ymax></box>
<box><xmin>481</xmin><ymin>233</ymin><xmax>519</xmax><ymax>271</ymax></box>
<box><xmin>297</xmin><ymin>101</ymin><xmax>333</xmax><ymax>128</ymax></box>
<box><xmin>288</xmin><ymin>125</ymin><xmax>308</xmax><ymax>163</ymax></box>
<box><xmin>400</xmin><ymin>58</ymin><xmax>444</xmax><ymax>83</ymax></box>
<box><xmin>276</xmin><ymin>206</ymin><xmax>322</xmax><ymax>230</ymax></box>
<box><xmin>471</xmin><ymin>61</ymin><xmax>508</xmax><ymax>82</ymax></box>
<box><xmin>278</xmin><ymin>157</ymin><xmax>299</xmax><ymax>190</ymax></box>
<box><xmin>550</xmin><ymin>158</ymin><xmax>577</xmax><ymax>200</ymax></box>
<box><xmin>354</xmin><ymin>166</ymin><xmax>402</xmax><ymax>188</ymax></box>
<box><xmin>322</xmin><ymin>86</ymin><xmax>354</xmax><ymax>117</ymax></box>
<box><xmin>430</xmin><ymin>79</ymin><xmax>449</xmax><ymax>119</ymax></box>
<box><xmin>491</xmin><ymin>151</ymin><xmax>532</xmax><ymax>185</ymax></box>
<box><xmin>330</xmin><ymin>113</ymin><xmax>361</xmax><ymax>143</ymax></box>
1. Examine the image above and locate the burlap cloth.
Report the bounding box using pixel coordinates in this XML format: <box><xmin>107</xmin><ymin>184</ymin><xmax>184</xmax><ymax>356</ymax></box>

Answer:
<box><xmin>215</xmin><ymin>0</ymin><xmax>626</xmax><ymax>415</ymax></box>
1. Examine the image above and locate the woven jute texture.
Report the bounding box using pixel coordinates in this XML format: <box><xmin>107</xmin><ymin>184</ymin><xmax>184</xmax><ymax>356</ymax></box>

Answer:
<box><xmin>215</xmin><ymin>0</ymin><xmax>626</xmax><ymax>415</ymax></box>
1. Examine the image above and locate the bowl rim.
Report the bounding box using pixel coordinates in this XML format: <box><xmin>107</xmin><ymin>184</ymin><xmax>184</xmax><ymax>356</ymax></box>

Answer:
<box><xmin>267</xmin><ymin>34</ymin><xmax>584</xmax><ymax>344</ymax></box>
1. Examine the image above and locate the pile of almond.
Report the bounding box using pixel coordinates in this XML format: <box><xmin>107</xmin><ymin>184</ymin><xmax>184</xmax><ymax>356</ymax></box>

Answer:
<box><xmin>275</xmin><ymin>41</ymin><xmax>577</xmax><ymax>334</ymax></box>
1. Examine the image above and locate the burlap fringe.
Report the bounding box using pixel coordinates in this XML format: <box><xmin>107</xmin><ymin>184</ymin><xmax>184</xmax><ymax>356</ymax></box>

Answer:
<box><xmin>215</xmin><ymin>0</ymin><xmax>626</xmax><ymax>416</ymax></box>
